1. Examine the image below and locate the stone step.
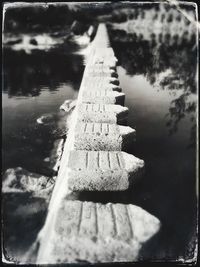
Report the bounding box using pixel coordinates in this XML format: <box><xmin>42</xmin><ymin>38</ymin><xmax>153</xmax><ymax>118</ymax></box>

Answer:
<box><xmin>51</xmin><ymin>200</ymin><xmax>160</xmax><ymax>263</ymax></box>
<box><xmin>87</xmin><ymin>49</ymin><xmax>117</xmax><ymax>67</ymax></box>
<box><xmin>85</xmin><ymin>65</ymin><xmax>116</xmax><ymax>72</ymax></box>
<box><xmin>86</xmin><ymin>59</ymin><xmax>117</xmax><ymax>68</ymax></box>
<box><xmin>85</xmin><ymin>69</ymin><xmax>118</xmax><ymax>78</ymax></box>
<box><xmin>92</xmin><ymin>35</ymin><xmax>110</xmax><ymax>47</ymax></box>
<box><xmin>92</xmin><ymin>51</ymin><xmax>117</xmax><ymax>64</ymax></box>
<box><xmin>82</xmin><ymin>76</ymin><xmax>120</xmax><ymax>87</ymax></box>
<box><xmin>91</xmin><ymin>57</ymin><xmax>118</xmax><ymax>67</ymax></box>
<box><xmin>74</xmin><ymin>122</ymin><xmax>135</xmax><ymax>151</ymax></box>
<box><xmin>82</xmin><ymin>84</ymin><xmax>121</xmax><ymax>92</ymax></box>
<box><xmin>67</xmin><ymin>151</ymin><xmax>144</xmax><ymax>191</ymax></box>
<box><xmin>86</xmin><ymin>65</ymin><xmax>117</xmax><ymax>73</ymax></box>
<box><xmin>76</xmin><ymin>103</ymin><xmax>128</xmax><ymax>124</ymax></box>
<box><xmin>80</xmin><ymin>91</ymin><xmax>125</xmax><ymax>105</ymax></box>
<box><xmin>88</xmin><ymin>47</ymin><xmax>115</xmax><ymax>58</ymax></box>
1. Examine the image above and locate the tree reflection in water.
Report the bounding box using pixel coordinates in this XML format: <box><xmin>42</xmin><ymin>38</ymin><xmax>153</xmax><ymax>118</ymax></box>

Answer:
<box><xmin>108</xmin><ymin>19</ymin><xmax>197</xmax><ymax>148</ymax></box>
<box><xmin>3</xmin><ymin>47</ymin><xmax>84</xmax><ymax>98</ymax></box>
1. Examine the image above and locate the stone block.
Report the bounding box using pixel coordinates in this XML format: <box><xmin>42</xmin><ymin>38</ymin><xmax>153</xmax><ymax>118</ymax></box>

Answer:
<box><xmin>81</xmin><ymin>91</ymin><xmax>125</xmax><ymax>105</ymax></box>
<box><xmin>82</xmin><ymin>84</ymin><xmax>121</xmax><ymax>92</ymax></box>
<box><xmin>67</xmin><ymin>151</ymin><xmax>144</xmax><ymax>191</ymax></box>
<box><xmin>87</xmin><ymin>48</ymin><xmax>117</xmax><ymax>67</ymax></box>
<box><xmin>82</xmin><ymin>76</ymin><xmax>120</xmax><ymax>88</ymax></box>
<box><xmin>85</xmin><ymin>65</ymin><xmax>117</xmax><ymax>73</ymax></box>
<box><xmin>85</xmin><ymin>68</ymin><xmax>118</xmax><ymax>78</ymax></box>
<box><xmin>74</xmin><ymin>122</ymin><xmax>135</xmax><ymax>151</ymax></box>
<box><xmin>49</xmin><ymin>200</ymin><xmax>160</xmax><ymax>263</ymax></box>
<box><xmin>76</xmin><ymin>103</ymin><xmax>128</xmax><ymax>124</ymax></box>
<box><xmin>86</xmin><ymin>65</ymin><xmax>117</xmax><ymax>74</ymax></box>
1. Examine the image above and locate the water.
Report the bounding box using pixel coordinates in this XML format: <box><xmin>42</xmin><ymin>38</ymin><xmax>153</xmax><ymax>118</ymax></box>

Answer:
<box><xmin>117</xmin><ymin>67</ymin><xmax>197</xmax><ymax>260</ymax></box>
<box><xmin>2</xmin><ymin>47</ymin><xmax>85</xmax><ymax>175</ymax></box>
<box><xmin>110</xmin><ymin>25</ymin><xmax>197</xmax><ymax>260</ymax></box>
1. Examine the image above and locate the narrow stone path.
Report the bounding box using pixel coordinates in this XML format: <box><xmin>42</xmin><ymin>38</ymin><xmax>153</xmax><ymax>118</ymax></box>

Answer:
<box><xmin>36</xmin><ymin>23</ymin><xmax>161</xmax><ymax>264</ymax></box>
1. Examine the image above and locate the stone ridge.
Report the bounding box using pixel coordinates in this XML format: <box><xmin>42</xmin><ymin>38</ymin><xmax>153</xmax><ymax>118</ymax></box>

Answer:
<box><xmin>82</xmin><ymin>76</ymin><xmax>120</xmax><ymax>86</ymax></box>
<box><xmin>50</xmin><ymin>200</ymin><xmax>161</xmax><ymax>263</ymax></box>
<box><xmin>74</xmin><ymin>122</ymin><xmax>136</xmax><ymax>151</ymax></box>
<box><xmin>85</xmin><ymin>66</ymin><xmax>118</xmax><ymax>78</ymax></box>
<box><xmin>67</xmin><ymin>151</ymin><xmax>144</xmax><ymax>191</ymax></box>
<box><xmin>76</xmin><ymin>103</ymin><xmax>129</xmax><ymax>124</ymax></box>
<box><xmin>81</xmin><ymin>91</ymin><xmax>125</xmax><ymax>105</ymax></box>
<box><xmin>35</xmin><ymin>23</ymin><xmax>156</xmax><ymax>265</ymax></box>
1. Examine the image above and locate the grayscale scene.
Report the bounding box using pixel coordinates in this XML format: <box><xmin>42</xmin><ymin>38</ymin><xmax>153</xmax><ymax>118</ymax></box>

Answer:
<box><xmin>2</xmin><ymin>1</ymin><xmax>198</xmax><ymax>265</ymax></box>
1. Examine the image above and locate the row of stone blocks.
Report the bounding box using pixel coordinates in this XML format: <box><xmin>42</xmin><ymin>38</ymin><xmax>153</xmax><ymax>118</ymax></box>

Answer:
<box><xmin>68</xmin><ymin>38</ymin><xmax>144</xmax><ymax>191</ymax></box>
<box><xmin>36</xmin><ymin>24</ymin><xmax>160</xmax><ymax>264</ymax></box>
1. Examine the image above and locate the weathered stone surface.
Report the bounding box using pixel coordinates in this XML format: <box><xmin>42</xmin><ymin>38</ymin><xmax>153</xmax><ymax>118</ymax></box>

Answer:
<box><xmin>74</xmin><ymin>122</ymin><xmax>135</xmax><ymax>151</ymax></box>
<box><xmin>85</xmin><ymin>69</ymin><xmax>118</xmax><ymax>78</ymax></box>
<box><xmin>89</xmin><ymin>57</ymin><xmax>117</xmax><ymax>68</ymax></box>
<box><xmin>76</xmin><ymin>103</ymin><xmax>128</xmax><ymax>124</ymax></box>
<box><xmin>85</xmin><ymin>64</ymin><xmax>117</xmax><ymax>73</ymax></box>
<box><xmin>83</xmin><ymin>85</ymin><xmax>121</xmax><ymax>92</ymax></box>
<box><xmin>90</xmin><ymin>26</ymin><xmax>111</xmax><ymax>48</ymax></box>
<box><xmin>36</xmin><ymin>23</ymin><xmax>150</xmax><ymax>265</ymax></box>
<box><xmin>86</xmin><ymin>64</ymin><xmax>117</xmax><ymax>72</ymax></box>
<box><xmin>60</xmin><ymin>99</ymin><xmax>77</xmax><ymax>112</ymax></box>
<box><xmin>82</xmin><ymin>76</ymin><xmax>120</xmax><ymax>87</ymax></box>
<box><xmin>46</xmin><ymin>200</ymin><xmax>160</xmax><ymax>263</ymax></box>
<box><xmin>82</xmin><ymin>79</ymin><xmax>121</xmax><ymax>92</ymax></box>
<box><xmin>95</xmin><ymin>85</ymin><xmax>121</xmax><ymax>92</ymax></box>
<box><xmin>67</xmin><ymin>151</ymin><xmax>144</xmax><ymax>191</ymax></box>
<box><xmin>81</xmin><ymin>91</ymin><xmax>125</xmax><ymax>105</ymax></box>
<box><xmin>2</xmin><ymin>167</ymin><xmax>54</xmax><ymax>200</ymax></box>
<box><xmin>88</xmin><ymin>47</ymin><xmax>116</xmax><ymax>61</ymax></box>
<box><xmin>87</xmin><ymin>46</ymin><xmax>117</xmax><ymax>66</ymax></box>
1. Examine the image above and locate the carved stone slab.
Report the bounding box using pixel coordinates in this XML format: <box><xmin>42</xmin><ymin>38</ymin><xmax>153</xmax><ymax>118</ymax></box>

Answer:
<box><xmin>74</xmin><ymin>122</ymin><xmax>135</xmax><ymax>151</ymax></box>
<box><xmin>48</xmin><ymin>200</ymin><xmax>161</xmax><ymax>263</ymax></box>
<box><xmin>76</xmin><ymin>103</ymin><xmax>128</xmax><ymax>124</ymax></box>
<box><xmin>67</xmin><ymin>151</ymin><xmax>144</xmax><ymax>191</ymax></box>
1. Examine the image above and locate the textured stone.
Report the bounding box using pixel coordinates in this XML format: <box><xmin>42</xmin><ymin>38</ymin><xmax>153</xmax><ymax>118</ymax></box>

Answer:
<box><xmin>76</xmin><ymin>103</ymin><xmax>128</xmax><ymax>124</ymax></box>
<box><xmin>81</xmin><ymin>78</ymin><xmax>121</xmax><ymax>93</ymax></box>
<box><xmin>2</xmin><ymin>167</ymin><xmax>54</xmax><ymax>200</ymax></box>
<box><xmin>82</xmin><ymin>76</ymin><xmax>120</xmax><ymax>87</ymax></box>
<box><xmin>60</xmin><ymin>99</ymin><xmax>77</xmax><ymax>112</ymax></box>
<box><xmin>89</xmin><ymin>58</ymin><xmax>117</xmax><ymax>68</ymax></box>
<box><xmin>67</xmin><ymin>151</ymin><xmax>144</xmax><ymax>191</ymax></box>
<box><xmin>47</xmin><ymin>200</ymin><xmax>161</xmax><ymax>263</ymax></box>
<box><xmin>74</xmin><ymin>122</ymin><xmax>135</xmax><ymax>151</ymax></box>
<box><xmin>86</xmin><ymin>64</ymin><xmax>117</xmax><ymax>73</ymax></box>
<box><xmin>36</xmin><ymin>23</ymin><xmax>150</xmax><ymax>265</ymax></box>
<box><xmin>87</xmin><ymin>46</ymin><xmax>117</xmax><ymax>66</ymax></box>
<box><xmin>85</xmin><ymin>71</ymin><xmax>118</xmax><ymax>79</ymax></box>
<box><xmin>85</xmin><ymin>65</ymin><xmax>118</xmax><ymax>78</ymax></box>
<box><xmin>85</xmin><ymin>65</ymin><xmax>117</xmax><ymax>72</ymax></box>
<box><xmin>81</xmin><ymin>91</ymin><xmax>125</xmax><ymax>105</ymax></box>
<box><xmin>92</xmin><ymin>85</ymin><xmax>121</xmax><ymax>92</ymax></box>
<box><xmin>89</xmin><ymin>47</ymin><xmax>117</xmax><ymax>64</ymax></box>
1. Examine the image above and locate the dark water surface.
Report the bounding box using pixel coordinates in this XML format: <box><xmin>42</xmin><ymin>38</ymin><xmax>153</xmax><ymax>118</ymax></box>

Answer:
<box><xmin>2</xmin><ymin>48</ymin><xmax>85</xmax><ymax>175</ymax></box>
<box><xmin>111</xmin><ymin>27</ymin><xmax>197</xmax><ymax>260</ymax></box>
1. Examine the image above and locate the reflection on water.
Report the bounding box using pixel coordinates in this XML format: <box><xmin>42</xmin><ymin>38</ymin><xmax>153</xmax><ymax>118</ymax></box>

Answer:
<box><xmin>2</xmin><ymin>48</ymin><xmax>84</xmax><ymax>174</ymax></box>
<box><xmin>3</xmin><ymin>48</ymin><xmax>84</xmax><ymax>97</ymax></box>
<box><xmin>116</xmin><ymin>68</ymin><xmax>197</xmax><ymax>260</ymax></box>
<box><xmin>108</xmin><ymin>17</ymin><xmax>197</xmax><ymax>147</ymax></box>
<box><xmin>106</xmin><ymin>6</ymin><xmax>197</xmax><ymax>260</ymax></box>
